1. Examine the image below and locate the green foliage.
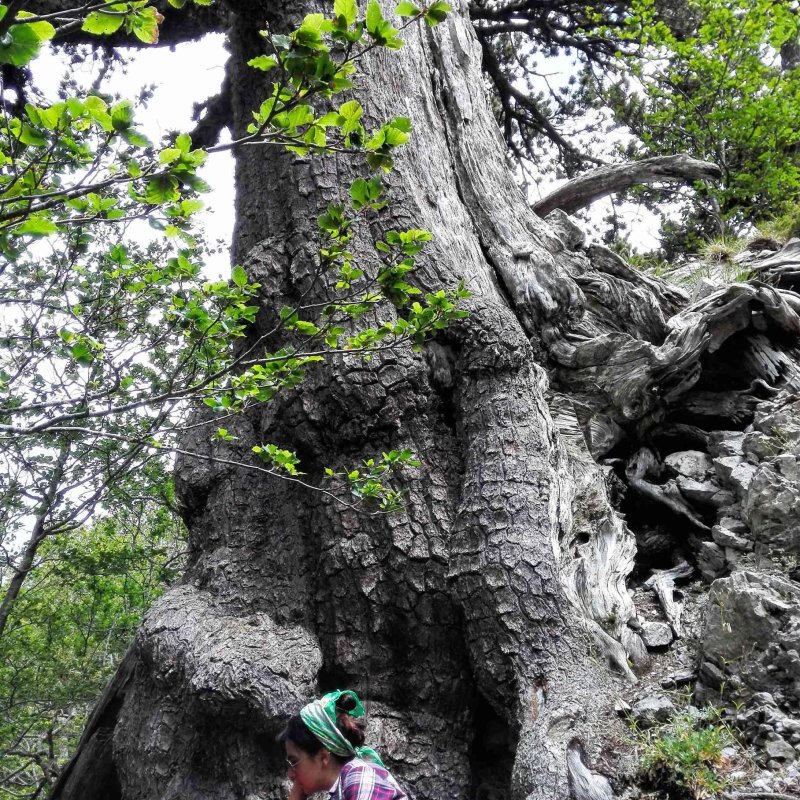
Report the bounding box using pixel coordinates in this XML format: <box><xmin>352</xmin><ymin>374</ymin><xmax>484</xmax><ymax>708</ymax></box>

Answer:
<box><xmin>699</xmin><ymin>235</ymin><xmax>747</xmax><ymax>264</ymax></box>
<box><xmin>0</xmin><ymin>498</ymin><xmax>185</xmax><ymax>798</ymax></box>
<box><xmin>756</xmin><ymin>202</ymin><xmax>800</xmax><ymax>242</ymax></box>
<box><xmin>0</xmin><ymin>0</ymin><xmax>463</xmax><ymax>653</ymax></box>
<box><xmin>604</xmin><ymin>0</ymin><xmax>800</xmax><ymax>243</ymax></box>
<box><xmin>634</xmin><ymin>708</ymin><xmax>737</xmax><ymax>798</ymax></box>
<box><xmin>325</xmin><ymin>448</ymin><xmax>421</xmax><ymax>512</ymax></box>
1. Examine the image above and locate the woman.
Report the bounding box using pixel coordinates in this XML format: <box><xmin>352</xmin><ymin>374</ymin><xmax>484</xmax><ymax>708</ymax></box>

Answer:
<box><xmin>279</xmin><ymin>690</ymin><xmax>407</xmax><ymax>800</ymax></box>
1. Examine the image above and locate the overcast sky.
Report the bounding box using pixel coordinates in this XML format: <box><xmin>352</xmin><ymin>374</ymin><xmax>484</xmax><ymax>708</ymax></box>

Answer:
<box><xmin>35</xmin><ymin>34</ymin><xmax>235</xmax><ymax>278</ymax></box>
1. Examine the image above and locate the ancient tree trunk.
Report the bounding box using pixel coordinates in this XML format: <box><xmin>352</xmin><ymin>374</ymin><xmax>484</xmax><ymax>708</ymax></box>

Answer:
<box><xmin>49</xmin><ymin>2</ymin><xmax>800</xmax><ymax>800</ymax></box>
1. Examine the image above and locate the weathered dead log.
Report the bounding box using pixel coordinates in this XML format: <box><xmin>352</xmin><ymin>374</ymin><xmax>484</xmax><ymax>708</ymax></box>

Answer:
<box><xmin>532</xmin><ymin>155</ymin><xmax>722</xmax><ymax>218</ymax></box>
<box><xmin>645</xmin><ymin>562</ymin><xmax>694</xmax><ymax>637</ymax></box>
<box><xmin>750</xmin><ymin>239</ymin><xmax>800</xmax><ymax>288</ymax></box>
<box><xmin>626</xmin><ymin>448</ymin><xmax>710</xmax><ymax>531</ymax></box>
<box><xmin>567</xmin><ymin>740</ymin><xmax>616</xmax><ymax>800</ymax></box>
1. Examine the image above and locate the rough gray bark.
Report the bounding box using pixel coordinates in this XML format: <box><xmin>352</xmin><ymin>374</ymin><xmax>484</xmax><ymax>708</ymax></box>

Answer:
<box><xmin>48</xmin><ymin>2</ymin><xmax>800</xmax><ymax>800</ymax></box>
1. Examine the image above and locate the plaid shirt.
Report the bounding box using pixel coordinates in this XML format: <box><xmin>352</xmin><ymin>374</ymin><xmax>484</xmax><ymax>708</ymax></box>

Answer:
<box><xmin>328</xmin><ymin>758</ymin><xmax>407</xmax><ymax>800</ymax></box>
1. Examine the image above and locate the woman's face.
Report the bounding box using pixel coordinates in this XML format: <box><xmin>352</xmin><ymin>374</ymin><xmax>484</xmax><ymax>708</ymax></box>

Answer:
<box><xmin>285</xmin><ymin>740</ymin><xmax>330</xmax><ymax>795</ymax></box>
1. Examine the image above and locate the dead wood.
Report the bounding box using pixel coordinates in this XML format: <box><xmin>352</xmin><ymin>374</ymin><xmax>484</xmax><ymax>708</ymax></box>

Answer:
<box><xmin>532</xmin><ymin>155</ymin><xmax>722</xmax><ymax>217</ymax></box>
<box><xmin>645</xmin><ymin>562</ymin><xmax>694</xmax><ymax>637</ymax></box>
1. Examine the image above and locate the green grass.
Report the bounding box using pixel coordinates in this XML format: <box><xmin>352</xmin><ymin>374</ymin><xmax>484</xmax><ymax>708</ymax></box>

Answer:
<box><xmin>632</xmin><ymin>707</ymin><xmax>740</xmax><ymax>799</ymax></box>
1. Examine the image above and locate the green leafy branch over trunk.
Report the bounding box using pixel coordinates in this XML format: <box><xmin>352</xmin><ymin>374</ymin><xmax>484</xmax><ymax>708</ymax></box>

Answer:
<box><xmin>0</xmin><ymin>0</ymin><xmax>462</xmax><ymax>646</ymax></box>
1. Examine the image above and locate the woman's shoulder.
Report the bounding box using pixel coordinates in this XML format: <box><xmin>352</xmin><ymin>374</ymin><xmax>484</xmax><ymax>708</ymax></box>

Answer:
<box><xmin>340</xmin><ymin>758</ymin><xmax>406</xmax><ymax>797</ymax></box>
<box><xmin>341</xmin><ymin>757</ymin><xmax>388</xmax><ymax>782</ymax></box>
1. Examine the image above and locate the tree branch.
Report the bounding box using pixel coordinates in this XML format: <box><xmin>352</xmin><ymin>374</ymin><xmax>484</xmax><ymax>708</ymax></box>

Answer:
<box><xmin>22</xmin><ymin>0</ymin><xmax>229</xmax><ymax>47</ymax></box>
<box><xmin>532</xmin><ymin>154</ymin><xmax>723</xmax><ymax>217</ymax></box>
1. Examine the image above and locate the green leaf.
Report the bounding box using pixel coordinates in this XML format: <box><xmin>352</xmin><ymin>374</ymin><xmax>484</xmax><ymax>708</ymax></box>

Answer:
<box><xmin>350</xmin><ymin>177</ymin><xmax>370</xmax><ymax>207</ymax></box>
<box><xmin>0</xmin><ymin>19</ymin><xmax>54</xmax><ymax>65</ymax></box>
<box><xmin>231</xmin><ymin>265</ymin><xmax>248</xmax><ymax>288</ymax></box>
<box><xmin>293</xmin><ymin>320</ymin><xmax>321</xmax><ymax>335</ymax></box>
<box><xmin>395</xmin><ymin>1</ymin><xmax>419</xmax><ymax>16</ymax></box>
<box><xmin>121</xmin><ymin>128</ymin><xmax>152</xmax><ymax>148</ymax></box>
<box><xmin>366</xmin><ymin>0</ymin><xmax>383</xmax><ymax>33</ymax></box>
<box><xmin>334</xmin><ymin>0</ymin><xmax>358</xmax><ymax>26</ymax></box>
<box><xmin>144</xmin><ymin>175</ymin><xmax>180</xmax><ymax>205</ymax></box>
<box><xmin>15</xmin><ymin>216</ymin><xmax>59</xmax><ymax>236</ymax></box>
<box><xmin>159</xmin><ymin>147</ymin><xmax>182</xmax><ymax>164</ymax></box>
<box><xmin>111</xmin><ymin>101</ymin><xmax>134</xmax><ymax>131</ymax></box>
<box><xmin>128</xmin><ymin>7</ymin><xmax>162</xmax><ymax>44</ymax></box>
<box><xmin>424</xmin><ymin>1</ymin><xmax>452</xmax><ymax>25</ymax></box>
<box><xmin>17</xmin><ymin>124</ymin><xmax>47</xmax><ymax>147</ymax></box>
<box><xmin>248</xmin><ymin>55</ymin><xmax>279</xmax><ymax>71</ymax></box>
<box><xmin>82</xmin><ymin>11</ymin><xmax>126</xmax><ymax>36</ymax></box>
<box><xmin>16</xmin><ymin>12</ymin><xmax>56</xmax><ymax>42</ymax></box>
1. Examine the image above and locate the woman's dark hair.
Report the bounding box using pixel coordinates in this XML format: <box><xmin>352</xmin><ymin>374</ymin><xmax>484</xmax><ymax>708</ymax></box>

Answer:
<box><xmin>277</xmin><ymin>715</ymin><xmax>324</xmax><ymax>755</ymax></box>
<box><xmin>278</xmin><ymin>694</ymin><xmax>366</xmax><ymax>756</ymax></box>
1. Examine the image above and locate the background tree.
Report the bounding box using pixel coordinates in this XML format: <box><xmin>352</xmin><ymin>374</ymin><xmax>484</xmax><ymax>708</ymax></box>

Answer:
<box><xmin>0</xmin><ymin>495</ymin><xmax>185</xmax><ymax>799</ymax></box>
<box><xmin>470</xmin><ymin>0</ymin><xmax>800</xmax><ymax>251</ymax></box>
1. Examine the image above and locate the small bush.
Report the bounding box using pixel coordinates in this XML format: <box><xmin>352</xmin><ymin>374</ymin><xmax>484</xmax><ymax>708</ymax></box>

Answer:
<box><xmin>634</xmin><ymin>708</ymin><xmax>737</xmax><ymax>799</ymax></box>
<box><xmin>699</xmin><ymin>236</ymin><xmax>746</xmax><ymax>264</ymax></box>
<box><xmin>756</xmin><ymin>204</ymin><xmax>800</xmax><ymax>243</ymax></box>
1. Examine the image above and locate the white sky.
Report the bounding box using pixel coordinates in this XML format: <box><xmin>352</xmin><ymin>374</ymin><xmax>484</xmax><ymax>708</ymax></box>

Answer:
<box><xmin>34</xmin><ymin>34</ymin><xmax>235</xmax><ymax>278</ymax></box>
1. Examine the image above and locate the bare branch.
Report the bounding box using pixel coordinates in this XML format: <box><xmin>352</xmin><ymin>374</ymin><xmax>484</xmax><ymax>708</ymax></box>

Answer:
<box><xmin>532</xmin><ymin>154</ymin><xmax>723</xmax><ymax>217</ymax></box>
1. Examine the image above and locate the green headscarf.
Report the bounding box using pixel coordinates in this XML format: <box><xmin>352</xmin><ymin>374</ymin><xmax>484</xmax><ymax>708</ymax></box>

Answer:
<box><xmin>299</xmin><ymin>689</ymin><xmax>384</xmax><ymax>767</ymax></box>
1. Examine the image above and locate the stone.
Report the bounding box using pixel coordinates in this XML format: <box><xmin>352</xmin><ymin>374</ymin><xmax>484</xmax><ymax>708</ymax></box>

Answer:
<box><xmin>765</xmin><ymin>736</ymin><xmax>797</xmax><ymax>761</ymax></box>
<box><xmin>728</xmin><ymin>461</ymin><xmax>758</xmax><ymax>498</ymax></box>
<box><xmin>640</xmin><ymin>621</ymin><xmax>673</xmax><ymax>649</ymax></box>
<box><xmin>631</xmin><ymin>695</ymin><xmax>675</xmax><ymax>728</ymax></box>
<box><xmin>709</xmin><ymin>489</ymin><xmax>736</xmax><ymax>509</ymax></box>
<box><xmin>676</xmin><ymin>476</ymin><xmax>722</xmax><ymax>505</ymax></box>
<box><xmin>699</xmin><ymin>572</ymin><xmax>800</xmax><ymax>713</ymax></box>
<box><xmin>743</xmin><ymin>456</ymin><xmax>800</xmax><ymax>555</ymax></box>
<box><xmin>714</xmin><ymin>455</ymin><xmax>742</xmax><ymax>483</ymax></box>
<box><xmin>697</xmin><ymin>541</ymin><xmax>727</xmax><ymax>581</ymax></box>
<box><xmin>665</xmin><ymin>450</ymin><xmax>715</xmax><ymax>481</ymax></box>
<box><xmin>719</xmin><ymin>515</ymin><xmax>748</xmax><ymax>534</ymax></box>
<box><xmin>692</xmin><ymin>277</ymin><xmax>721</xmax><ymax>301</ymax></box>
<box><xmin>709</xmin><ymin>430</ymin><xmax>745</xmax><ymax>459</ymax></box>
<box><xmin>712</xmin><ymin>525</ymin><xmax>753</xmax><ymax>551</ymax></box>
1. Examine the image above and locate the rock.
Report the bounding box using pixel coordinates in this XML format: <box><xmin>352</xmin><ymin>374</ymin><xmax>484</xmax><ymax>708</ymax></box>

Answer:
<box><xmin>665</xmin><ymin>450</ymin><xmax>715</xmax><ymax>481</ymax></box>
<box><xmin>699</xmin><ymin>572</ymin><xmax>800</xmax><ymax>713</ymax></box>
<box><xmin>676</xmin><ymin>476</ymin><xmax>722</xmax><ymax>505</ymax></box>
<box><xmin>697</xmin><ymin>541</ymin><xmax>727</xmax><ymax>581</ymax></box>
<box><xmin>692</xmin><ymin>277</ymin><xmax>721</xmax><ymax>301</ymax></box>
<box><xmin>764</xmin><ymin>736</ymin><xmax>797</xmax><ymax>761</ymax></box>
<box><xmin>714</xmin><ymin>455</ymin><xmax>742</xmax><ymax>483</ymax></box>
<box><xmin>709</xmin><ymin>489</ymin><xmax>736</xmax><ymax>509</ymax></box>
<box><xmin>614</xmin><ymin>698</ymin><xmax>632</xmax><ymax>716</ymax></box>
<box><xmin>640</xmin><ymin>621</ymin><xmax>673</xmax><ymax>649</ymax></box>
<box><xmin>700</xmin><ymin>659</ymin><xmax>727</xmax><ymax>688</ymax></box>
<box><xmin>729</xmin><ymin>462</ymin><xmax>759</xmax><ymax>498</ymax></box>
<box><xmin>743</xmin><ymin>456</ymin><xmax>800</xmax><ymax>554</ymax></box>
<box><xmin>712</xmin><ymin>524</ymin><xmax>753</xmax><ymax>551</ymax></box>
<box><xmin>660</xmin><ymin>671</ymin><xmax>697</xmax><ymax>689</ymax></box>
<box><xmin>718</xmin><ymin>515</ymin><xmax>748</xmax><ymax>534</ymax></box>
<box><xmin>709</xmin><ymin>431</ymin><xmax>745</xmax><ymax>459</ymax></box>
<box><xmin>631</xmin><ymin>695</ymin><xmax>675</xmax><ymax>728</ymax></box>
